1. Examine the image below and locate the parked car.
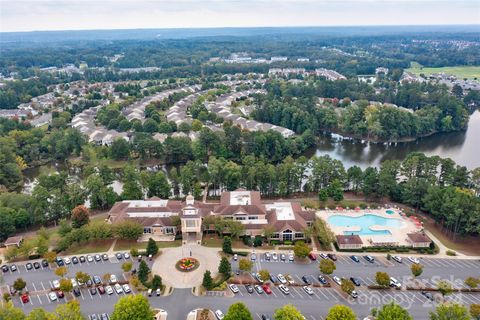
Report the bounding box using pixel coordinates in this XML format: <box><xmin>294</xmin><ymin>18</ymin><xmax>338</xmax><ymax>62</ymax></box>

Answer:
<box><xmin>105</xmin><ymin>286</ymin><xmax>114</xmax><ymax>295</ymax></box>
<box><xmin>215</xmin><ymin>310</ymin><xmax>224</xmax><ymax>320</ymax></box>
<box><xmin>228</xmin><ymin>284</ymin><xmax>239</xmax><ymax>294</ymax></box>
<box><xmin>41</xmin><ymin>259</ymin><xmax>49</xmax><ymax>267</ymax></box>
<box><xmin>408</xmin><ymin>256</ymin><xmax>420</xmax><ymax>264</ymax></box>
<box><xmin>102</xmin><ymin>254</ymin><xmax>108</xmax><ymax>261</ymax></box>
<box><xmin>308</xmin><ymin>252</ymin><xmax>317</xmax><ymax>261</ymax></box>
<box><xmin>90</xmin><ymin>287</ymin><xmax>97</xmax><ymax>295</ymax></box>
<box><xmin>332</xmin><ymin>276</ymin><xmax>342</xmax><ymax>285</ymax></box>
<box><xmin>350</xmin><ymin>255</ymin><xmax>360</xmax><ymax>263</ymax></box>
<box><xmin>318</xmin><ymin>275</ymin><xmax>328</xmax><ymax>285</ymax></box>
<box><xmin>21</xmin><ymin>294</ymin><xmax>29</xmax><ymax>303</ymax></box>
<box><xmin>278</xmin><ymin>284</ymin><xmax>290</xmax><ymax>295</ymax></box>
<box><xmin>245</xmin><ymin>284</ymin><xmax>254</xmax><ymax>293</ymax></box>
<box><xmin>350</xmin><ymin>290</ymin><xmax>359</xmax><ymax>299</ymax></box>
<box><xmin>26</xmin><ymin>263</ymin><xmax>33</xmax><ymax>270</ymax></box>
<box><xmin>277</xmin><ymin>274</ymin><xmax>287</xmax><ymax>284</ymax></box>
<box><xmin>264</xmin><ymin>252</ymin><xmax>271</xmax><ymax>261</ymax></box>
<box><xmin>73</xmin><ymin>288</ymin><xmax>81</xmax><ymax>297</ymax></box>
<box><xmin>156</xmin><ymin>288</ymin><xmax>161</xmax><ymax>296</ymax></box>
<box><xmin>350</xmin><ymin>277</ymin><xmax>361</xmax><ymax>286</ymax></box>
<box><xmin>123</xmin><ymin>253</ymin><xmax>130</xmax><ymax>259</ymax></box>
<box><xmin>64</xmin><ymin>258</ymin><xmax>71</xmax><ymax>265</ymax></box>
<box><xmin>391</xmin><ymin>255</ymin><xmax>402</xmax><ymax>263</ymax></box>
<box><xmin>285</xmin><ymin>275</ymin><xmax>295</xmax><ymax>285</ymax></box>
<box><xmin>301</xmin><ymin>275</ymin><xmax>312</xmax><ymax>285</ymax></box>
<box><xmin>89</xmin><ymin>315</ymin><xmax>98</xmax><ymax>320</ymax></box>
<box><xmin>116</xmin><ymin>253</ymin><xmax>123</xmax><ymax>260</ymax></box>
<box><xmin>57</xmin><ymin>291</ymin><xmax>64</xmax><ymax>298</ymax></box>
<box><xmin>261</xmin><ymin>315</ymin><xmax>271</xmax><ymax>320</ymax></box>
<box><xmin>390</xmin><ymin>277</ymin><xmax>402</xmax><ymax>288</ymax></box>
<box><xmin>233</xmin><ymin>254</ymin><xmax>238</xmax><ymax>261</ymax></box>
<box><xmin>254</xmin><ymin>285</ymin><xmax>264</xmax><ymax>294</ymax></box>
<box><xmin>421</xmin><ymin>291</ymin><xmax>434</xmax><ymax>301</ymax></box>
<box><xmin>71</xmin><ymin>278</ymin><xmax>78</xmax><ymax>287</ymax></box>
<box><xmin>93</xmin><ymin>276</ymin><xmax>102</xmax><ymax>285</ymax></box>
<box><xmin>327</xmin><ymin>253</ymin><xmax>337</xmax><ymax>261</ymax></box>
<box><xmin>288</xmin><ymin>254</ymin><xmax>294</xmax><ymax>262</ymax></box>
<box><xmin>280</xmin><ymin>254</ymin><xmax>286</xmax><ymax>261</ymax></box>
<box><xmin>52</xmin><ymin>280</ymin><xmax>60</xmax><ymax>289</ymax></box>
<box><xmin>262</xmin><ymin>284</ymin><xmax>272</xmax><ymax>294</ymax></box>
<box><xmin>72</xmin><ymin>256</ymin><xmax>79</xmax><ymax>264</ymax></box>
<box><xmin>1</xmin><ymin>265</ymin><xmax>8</xmax><ymax>272</ymax></box>
<box><xmin>79</xmin><ymin>256</ymin><xmax>86</xmax><ymax>263</ymax></box>
<box><xmin>272</xmin><ymin>252</ymin><xmax>278</xmax><ymax>261</ymax></box>
<box><xmin>87</xmin><ymin>255</ymin><xmax>94</xmax><ymax>263</ymax></box>
<box><xmin>94</xmin><ymin>254</ymin><xmax>101</xmax><ymax>262</ymax></box>
<box><xmin>303</xmin><ymin>286</ymin><xmax>314</xmax><ymax>295</ymax></box>
<box><xmin>122</xmin><ymin>284</ymin><xmax>131</xmax><ymax>293</ymax></box>
<box><xmin>364</xmin><ymin>255</ymin><xmax>375</xmax><ymax>263</ymax></box>
<box><xmin>56</xmin><ymin>258</ymin><xmax>64</xmax><ymax>267</ymax></box>
<box><xmin>114</xmin><ymin>283</ymin><xmax>123</xmax><ymax>294</ymax></box>
<box><xmin>110</xmin><ymin>274</ymin><xmax>118</xmax><ymax>284</ymax></box>
<box><xmin>33</xmin><ymin>262</ymin><xmax>40</xmax><ymax>269</ymax></box>
<box><xmin>320</xmin><ymin>253</ymin><xmax>328</xmax><ymax>259</ymax></box>
<box><xmin>269</xmin><ymin>274</ymin><xmax>278</xmax><ymax>283</ymax></box>
<box><xmin>48</xmin><ymin>292</ymin><xmax>57</xmax><ymax>301</ymax></box>
<box><xmin>98</xmin><ymin>286</ymin><xmax>106</xmax><ymax>295</ymax></box>
<box><xmin>252</xmin><ymin>273</ymin><xmax>263</xmax><ymax>283</ymax></box>
<box><xmin>10</xmin><ymin>264</ymin><xmax>17</xmax><ymax>272</ymax></box>
<box><xmin>250</xmin><ymin>253</ymin><xmax>257</xmax><ymax>261</ymax></box>
<box><xmin>100</xmin><ymin>314</ymin><xmax>109</xmax><ymax>320</ymax></box>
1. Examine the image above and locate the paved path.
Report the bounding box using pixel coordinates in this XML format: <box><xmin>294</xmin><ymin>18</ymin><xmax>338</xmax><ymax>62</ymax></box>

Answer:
<box><xmin>151</xmin><ymin>244</ymin><xmax>221</xmax><ymax>288</ymax></box>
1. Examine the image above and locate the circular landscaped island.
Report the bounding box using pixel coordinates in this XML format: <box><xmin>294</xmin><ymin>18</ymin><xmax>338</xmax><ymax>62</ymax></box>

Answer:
<box><xmin>176</xmin><ymin>257</ymin><xmax>200</xmax><ymax>272</ymax></box>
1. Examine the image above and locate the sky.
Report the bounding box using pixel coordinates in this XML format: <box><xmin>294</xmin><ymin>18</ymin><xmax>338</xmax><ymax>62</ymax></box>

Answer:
<box><xmin>0</xmin><ymin>0</ymin><xmax>479</xmax><ymax>33</ymax></box>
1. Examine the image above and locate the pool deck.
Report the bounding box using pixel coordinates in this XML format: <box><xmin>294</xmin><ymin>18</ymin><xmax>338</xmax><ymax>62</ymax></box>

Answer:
<box><xmin>316</xmin><ymin>208</ymin><xmax>421</xmax><ymax>247</ymax></box>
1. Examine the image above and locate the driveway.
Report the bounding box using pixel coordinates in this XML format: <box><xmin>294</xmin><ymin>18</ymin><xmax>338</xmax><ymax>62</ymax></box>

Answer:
<box><xmin>152</xmin><ymin>244</ymin><xmax>221</xmax><ymax>288</ymax></box>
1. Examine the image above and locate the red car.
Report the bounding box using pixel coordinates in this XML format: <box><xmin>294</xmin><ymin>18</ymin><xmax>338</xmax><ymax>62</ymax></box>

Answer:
<box><xmin>308</xmin><ymin>252</ymin><xmax>317</xmax><ymax>261</ymax></box>
<box><xmin>21</xmin><ymin>294</ymin><xmax>29</xmax><ymax>303</ymax></box>
<box><xmin>262</xmin><ymin>284</ymin><xmax>272</xmax><ymax>294</ymax></box>
<box><xmin>57</xmin><ymin>291</ymin><xmax>64</xmax><ymax>298</ymax></box>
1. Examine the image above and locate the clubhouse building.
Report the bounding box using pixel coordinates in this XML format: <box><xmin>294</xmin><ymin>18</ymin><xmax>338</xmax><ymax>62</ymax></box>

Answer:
<box><xmin>108</xmin><ymin>189</ymin><xmax>315</xmax><ymax>244</ymax></box>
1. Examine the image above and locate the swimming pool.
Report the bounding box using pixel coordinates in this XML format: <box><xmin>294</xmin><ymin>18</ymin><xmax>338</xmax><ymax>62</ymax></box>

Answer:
<box><xmin>386</xmin><ymin>210</ymin><xmax>395</xmax><ymax>215</ymax></box>
<box><xmin>328</xmin><ymin>214</ymin><xmax>405</xmax><ymax>236</ymax></box>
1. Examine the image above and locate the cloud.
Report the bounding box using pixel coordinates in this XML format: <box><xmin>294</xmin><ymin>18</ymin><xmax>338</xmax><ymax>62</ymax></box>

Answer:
<box><xmin>1</xmin><ymin>0</ymin><xmax>479</xmax><ymax>32</ymax></box>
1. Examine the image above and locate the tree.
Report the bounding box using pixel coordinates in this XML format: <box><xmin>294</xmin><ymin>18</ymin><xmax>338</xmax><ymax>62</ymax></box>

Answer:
<box><xmin>238</xmin><ymin>258</ymin><xmax>253</xmax><ymax>273</ymax></box>
<box><xmin>110</xmin><ymin>138</ymin><xmax>130</xmax><ymax>160</ymax></box>
<box><xmin>430</xmin><ymin>303</ymin><xmax>470</xmax><ymax>320</ymax></box>
<box><xmin>437</xmin><ymin>280</ymin><xmax>454</xmax><ymax>297</ymax></box>
<box><xmin>411</xmin><ymin>263</ymin><xmax>424</xmax><ymax>278</ymax></box>
<box><xmin>71</xmin><ymin>205</ymin><xmax>90</xmax><ymax>228</ymax></box>
<box><xmin>318</xmin><ymin>189</ymin><xmax>328</xmax><ymax>202</ymax></box>
<box><xmin>222</xmin><ymin>236</ymin><xmax>233</xmax><ymax>254</ymax></box>
<box><xmin>202</xmin><ymin>270</ymin><xmax>214</xmax><ymax>290</ymax></box>
<box><xmin>114</xmin><ymin>221</ymin><xmax>143</xmax><ymax>240</ymax></box>
<box><xmin>218</xmin><ymin>257</ymin><xmax>231</xmax><ymax>277</ymax></box>
<box><xmin>273</xmin><ymin>304</ymin><xmax>304</xmax><ymax>320</ymax></box>
<box><xmin>470</xmin><ymin>304</ymin><xmax>480</xmax><ymax>320</ymax></box>
<box><xmin>293</xmin><ymin>241</ymin><xmax>310</xmax><ymax>259</ymax></box>
<box><xmin>150</xmin><ymin>275</ymin><xmax>162</xmax><ymax>290</ymax></box>
<box><xmin>43</xmin><ymin>251</ymin><xmax>57</xmax><ymax>263</ymax></box>
<box><xmin>13</xmin><ymin>278</ymin><xmax>26</xmax><ymax>292</ymax></box>
<box><xmin>341</xmin><ymin>280</ymin><xmax>354</xmax><ymax>295</ymax></box>
<box><xmin>138</xmin><ymin>261</ymin><xmax>150</xmax><ymax>284</ymax></box>
<box><xmin>121</xmin><ymin>262</ymin><xmax>133</xmax><ymax>273</ymax></box>
<box><xmin>50</xmin><ymin>300</ymin><xmax>84</xmax><ymax>320</ymax></box>
<box><xmin>325</xmin><ymin>305</ymin><xmax>356</xmax><ymax>320</ymax></box>
<box><xmin>111</xmin><ymin>294</ymin><xmax>154</xmax><ymax>320</ymax></box>
<box><xmin>258</xmin><ymin>269</ymin><xmax>270</xmax><ymax>282</ymax></box>
<box><xmin>376</xmin><ymin>272</ymin><xmax>390</xmax><ymax>287</ymax></box>
<box><xmin>224</xmin><ymin>302</ymin><xmax>252</xmax><ymax>320</ymax></box>
<box><xmin>319</xmin><ymin>259</ymin><xmax>336</xmax><ymax>275</ymax></box>
<box><xmin>59</xmin><ymin>278</ymin><xmax>73</xmax><ymax>293</ymax></box>
<box><xmin>465</xmin><ymin>277</ymin><xmax>479</xmax><ymax>289</ymax></box>
<box><xmin>75</xmin><ymin>271</ymin><xmax>90</xmax><ymax>285</ymax></box>
<box><xmin>191</xmin><ymin>119</ymin><xmax>203</xmax><ymax>131</ymax></box>
<box><xmin>55</xmin><ymin>266</ymin><xmax>68</xmax><ymax>278</ymax></box>
<box><xmin>0</xmin><ymin>301</ymin><xmax>26</xmax><ymax>320</ymax></box>
<box><xmin>377</xmin><ymin>302</ymin><xmax>412</xmax><ymax>320</ymax></box>
<box><xmin>146</xmin><ymin>238</ymin><xmax>158</xmax><ymax>256</ymax></box>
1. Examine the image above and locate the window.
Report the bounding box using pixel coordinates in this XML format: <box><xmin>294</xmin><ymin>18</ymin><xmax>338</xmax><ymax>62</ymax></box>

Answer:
<box><xmin>164</xmin><ymin>227</ymin><xmax>175</xmax><ymax>234</ymax></box>
<box><xmin>283</xmin><ymin>229</ymin><xmax>292</xmax><ymax>242</ymax></box>
<box><xmin>235</xmin><ymin>217</ymin><xmax>246</xmax><ymax>221</ymax></box>
<box><xmin>143</xmin><ymin>227</ymin><xmax>152</xmax><ymax>234</ymax></box>
<box><xmin>295</xmin><ymin>233</ymin><xmax>304</xmax><ymax>239</ymax></box>
<box><xmin>248</xmin><ymin>216</ymin><xmax>258</xmax><ymax>220</ymax></box>
<box><xmin>185</xmin><ymin>220</ymin><xmax>196</xmax><ymax>228</ymax></box>
<box><xmin>271</xmin><ymin>233</ymin><xmax>279</xmax><ymax>239</ymax></box>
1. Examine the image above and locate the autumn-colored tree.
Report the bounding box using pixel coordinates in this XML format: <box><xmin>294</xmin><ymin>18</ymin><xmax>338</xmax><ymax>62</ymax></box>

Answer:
<box><xmin>71</xmin><ymin>205</ymin><xmax>90</xmax><ymax>228</ymax></box>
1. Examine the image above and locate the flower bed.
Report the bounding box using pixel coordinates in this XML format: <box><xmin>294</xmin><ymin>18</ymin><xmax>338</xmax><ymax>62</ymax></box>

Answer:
<box><xmin>176</xmin><ymin>257</ymin><xmax>200</xmax><ymax>272</ymax></box>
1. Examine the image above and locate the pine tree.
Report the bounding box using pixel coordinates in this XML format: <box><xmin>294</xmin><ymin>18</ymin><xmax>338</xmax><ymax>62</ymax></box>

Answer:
<box><xmin>146</xmin><ymin>238</ymin><xmax>158</xmax><ymax>256</ymax></box>
<box><xmin>202</xmin><ymin>270</ymin><xmax>214</xmax><ymax>290</ymax></box>
<box><xmin>138</xmin><ymin>260</ymin><xmax>150</xmax><ymax>284</ymax></box>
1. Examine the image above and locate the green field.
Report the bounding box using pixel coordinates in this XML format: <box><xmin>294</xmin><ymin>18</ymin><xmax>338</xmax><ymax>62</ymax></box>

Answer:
<box><xmin>406</xmin><ymin>62</ymin><xmax>480</xmax><ymax>80</ymax></box>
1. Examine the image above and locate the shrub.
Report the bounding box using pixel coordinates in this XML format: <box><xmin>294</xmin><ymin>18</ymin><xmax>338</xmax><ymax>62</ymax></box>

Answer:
<box><xmin>446</xmin><ymin>250</ymin><xmax>457</xmax><ymax>256</ymax></box>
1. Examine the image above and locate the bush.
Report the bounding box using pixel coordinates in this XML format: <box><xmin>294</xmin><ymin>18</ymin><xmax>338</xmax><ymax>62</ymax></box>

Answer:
<box><xmin>284</xmin><ymin>240</ymin><xmax>293</xmax><ymax>246</ymax></box>
<box><xmin>446</xmin><ymin>250</ymin><xmax>457</xmax><ymax>256</ymax></box>
<box><xmin>242</xmin><ymin>236</ymin><xmax>252</xmax><ymax>247</ymax></box>
<box><xmin>253</xmin><ymin>236</ymin><xmax>263</xmax><ymax>247</ymax></box>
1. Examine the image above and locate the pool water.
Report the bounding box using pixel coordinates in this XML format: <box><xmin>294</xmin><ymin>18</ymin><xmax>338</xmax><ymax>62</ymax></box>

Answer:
<box><xmin>386</xmin><ymin>210</ymin><xmax>395</xmax><ymax>214</ymax></box>
<box><xmin>328</xmin><ymin>214</ymin><xmax>405</xmax><ymax>236</ymax></box>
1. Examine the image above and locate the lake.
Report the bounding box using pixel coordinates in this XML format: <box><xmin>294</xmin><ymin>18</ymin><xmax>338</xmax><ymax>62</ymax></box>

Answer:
<box><xmin>313</xmin><ymin>110</ymin><xmax>480</xmax><ymax>170</ymax></box>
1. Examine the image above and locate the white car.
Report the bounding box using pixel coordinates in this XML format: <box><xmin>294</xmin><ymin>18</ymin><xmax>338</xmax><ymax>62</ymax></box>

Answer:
<box><xmin>215</xmin><ymin>309</ymin><xmax>224</xmax><ymax>320</ymax></box>
<box><xmin>278</xmin><ymin>284</ymin><xmax>290</xmax><ymax>295</ymax></box>
<box><xmin>277</xmin><ymin>274</ymin><xmax>287</xmax><ymax>284</ymax></box>
<box><xmin>408</xmin><ymin>256</ymin><xmax>420</xmax><ymax>264</ymax></box>
<box><xmin>87</xmin><ymin>255</ymin><xmax>94</xmax><ymax>263</ymax></box>
<box><xmin>390</xmin><ymin>277</ymin><xmax>402</xmax><ymax>288</ymax></box>
<box><xmin>110</xmin><ymin>274</ymin><xmax>118</xmax><ymax>284</ymax></box>
<box><xmin>333</xmin><ymin>276</ymin><xmax>342</xmax><ymax>285</ymax></box>
<box><xmin>272</xmin><ymin>253</ymin><xmax>278</xmax><ymax>261</ymax></box>
<box><xmin>122</xmin><ymin>284</ymin><xmax>131</xmax><ymax>293</ymax></box>
<box><xmin>350</xmin><ymin>290</ymin><xmax>359</xmax><ymax>299</ymax></box>
<box><xmin>265</xmin><ymin>252</ymin><xmax>271</xmax><ymax>260</ymax></box>
<box><xmin>105</xmin><ymin>285</ymin><xmax>114</xmax><ymax>295</ymax></box>
<box><xmin>123</xmin><ymin>253</ymin><xmax>130</xmax><ymax>259</ymax></box>
<box><xmin>52</xmin><ymin>280</ymin><xmax>60</xmax><ymax>289</ymax></box>
<box><xmin>392</xmin><ymin>255</ymin><xmax>403</xmax><ymax>263</ymax></box>
<box><xmin>229</xmin><ymin>284</ymin><xmax>239</xmax><ymax>293</ymax></box>
<box><xmin>288</xmin><ymin>254</ymin><xmax>294</xmax><ymax>262</ymax></box>
<box><xmin>233</xmin><ymin>254</ymin><xmax>238</xmax><ymax>261</ymax></box>
<box><xmin>48</xmin><ymin>292</ymin><xmax>57</xmax><ymax>301</ymax></box>
<box><xmin>285</xmin><ymin>275</ymin><xmax>295</xmax><ymax>285</ymax></box>
<box><xmin>303</xmin><ymin>286</ymin><xmax>314</xmax><ymax>295</ymax></box>
<box><xmin>114</xmin><ymin>283</ymin><xmax>123</xmax><ymax>294</ymax></box>
<box><xmin>71</xmin><ymin>278</ymin><xmax>78</xmax><ymax>287</ymax></box>
<box><xmin>64</xmin><ymin>257</ymin><xmax>71</xmax><ymax>265</ymax></box>
<box><xmin>320</xmin><ymin>253</ymin><xmax>328</xmax><ymax>259</ymax></box>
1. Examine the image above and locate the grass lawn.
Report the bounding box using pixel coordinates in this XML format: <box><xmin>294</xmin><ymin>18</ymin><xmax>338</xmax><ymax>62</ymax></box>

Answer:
<box><xmin>62</xmin><ymin>239</ymin><xmax>114</xmax><ymax>255</ymax></box>
<box><xmin>406</xmin><ymin>62</ymin><xmax>480</xmax><ymax>79</ymax></box>
<box><xmin>114</xmin><ymin>239</ymin><xmax>182</xmax><ymax>251</ymax></box>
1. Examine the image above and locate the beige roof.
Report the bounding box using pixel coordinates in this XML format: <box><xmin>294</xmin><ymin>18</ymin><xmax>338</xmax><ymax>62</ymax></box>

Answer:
<box><xmin>407</xmin><ymin>233</ymin><xmax>432</xmax><ymax>243</ymax></box>
<box><xmin>4</xmin><ymin>236</ymin><xmax>23</xmax><ymax>246</ymax></box>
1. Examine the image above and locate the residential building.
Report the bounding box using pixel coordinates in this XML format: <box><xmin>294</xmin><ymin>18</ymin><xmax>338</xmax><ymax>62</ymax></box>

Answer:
<box><xmin>336</xmin><ymin>235</ymin><xmax>363</xmax><ymax>250</ymax></box>
<box><xmin>407</xmin><ymin>233</ymin><xmax>432</xmax><ymax>248</ymax></box>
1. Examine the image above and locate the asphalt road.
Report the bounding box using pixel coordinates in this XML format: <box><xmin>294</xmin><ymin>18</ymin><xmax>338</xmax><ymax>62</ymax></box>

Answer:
<box><xmin>2</xmin><ymin>253</ymin><xmax>480</xmax><ymax>319</ymax></box>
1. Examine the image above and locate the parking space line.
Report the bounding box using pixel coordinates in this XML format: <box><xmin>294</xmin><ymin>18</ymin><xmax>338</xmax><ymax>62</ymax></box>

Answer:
<box><xmin>37</xmin><ymin>295</ymin><xmax>42</xmax><ymax>305</ymax></box>
<box><xmin>41</xmin><ymin>282</ymin><xmax>45</xmax><ymax>291</ymax></box>
<box><xmin>292</xmin><ymin>287</ymin><xmax>303</xmax><ymax>299</ymax></box>
<box><xmin>316</xmin><ymin>289</ymin><xmax>329</xmax><ymax>299</ymax></box>
<box><xmin>325</xmin><ymin>289</ymin><xmax>338</xmax><ymax>301</ymax></box>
